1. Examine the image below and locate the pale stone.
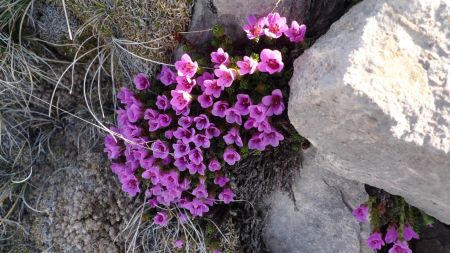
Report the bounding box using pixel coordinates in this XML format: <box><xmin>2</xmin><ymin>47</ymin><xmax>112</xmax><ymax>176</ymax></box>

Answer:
<box><xmin>288</xmin><ymin>0</ymin><xmax>450</xmax><ymax>223</ymax></box>
<box><xmin>264</xmin><ymin>147</ymin><xmax>371</xmax><ymax>253</ymax></box>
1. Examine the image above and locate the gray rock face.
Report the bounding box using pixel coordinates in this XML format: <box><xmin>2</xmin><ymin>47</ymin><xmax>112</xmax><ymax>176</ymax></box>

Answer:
<box><xmin>288</xmin><ymin>0</ymin><xmax>450</xmax><ymax>223</ymax></box>
<box><xmin>264</xmin><ymin>147</ymin><xmax>371</xmax><ymax>253</ymax></box>
<box><xmin>186</xmin><ymin>0</ymin><xmax>350</xmax><ymax>45</ymax></box>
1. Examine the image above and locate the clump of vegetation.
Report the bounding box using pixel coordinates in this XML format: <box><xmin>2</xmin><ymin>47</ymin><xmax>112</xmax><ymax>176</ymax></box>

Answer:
<box><xmin>353</xmin><ymin>186</ymin><xmax>435</xmax><ymax>253</ymax></box>
<box><xmin>104</xmin><ymin>12</ymin><xmax>309</xmax><ymax>252</ymax></box>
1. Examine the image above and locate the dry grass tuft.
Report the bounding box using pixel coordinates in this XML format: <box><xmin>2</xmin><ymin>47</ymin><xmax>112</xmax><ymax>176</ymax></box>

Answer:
<box><xmin>1</xmin><ymin>0</ymin><xmax>196</xmax><ymax>250</ymax></box>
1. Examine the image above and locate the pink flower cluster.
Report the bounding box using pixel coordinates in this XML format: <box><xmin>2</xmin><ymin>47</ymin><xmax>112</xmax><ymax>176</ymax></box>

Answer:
<box><xmin>104</xmin><ymin>12</ymin><xmax>303</xmax><ymax>233</ymax></box>
<box><xmin>352</xmin><ymin>204</ymin><xmax>418</xmax><ymax>253</ymax></box>
<box><xmin>243</xmin><ymin>12</ymin><xmax>307</xmax><ymax>42</ymax></box>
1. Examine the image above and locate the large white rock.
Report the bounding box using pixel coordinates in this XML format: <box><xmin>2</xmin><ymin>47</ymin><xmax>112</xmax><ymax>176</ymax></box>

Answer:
<box><xmin>264</xmin><ymin>148</ymin><xmax>371</xmax><ymax>253</ymax></box>
<box><xmin>288</xmin><ymin>0</ymin><xmax>450</xmax><ymax>223</ymax></box>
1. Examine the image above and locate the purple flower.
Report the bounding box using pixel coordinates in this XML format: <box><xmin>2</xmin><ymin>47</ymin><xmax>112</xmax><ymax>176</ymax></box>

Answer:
<box><xmin>173</xmin><ymin>239</ymin><xmax>184</xmax><ymax>249</ymax></box>
<box><xmin>214</xmin><ymin>175</ymin><xmax>229</xmax><ymax>187</ymax></box>
<box><xmin>189</xmin><ymin>147</ymin><xmax>203</xmax><ymax>165</ymax></box>
<box><xmin>148</xmin><ymin>121</ymin><xmax>160</xmax><ymax>132</ymax></box>
<box><xmin>174</xmin><ymin>105</ymin><xmax>190</xmax><ymax>116</ymax></box>
<box><xmin>385</xmin><ymin>226</ymin><xmax>398</xmax><ymax>244</ymax></box>
<box><xmin>144</xmin><ymin>189</ymin><xmax>153</xmax><ymax>198</ymax></box>
<box><xmin>161</xmin><ymin>170</ymin><xmax>179</xmax><ymax>187</ymax></box>
<box><xmin>131</xmin><ymin>147</ymin><xmax>149</xmax><ymax>163</ymax></box>
<box><xmin>198</xmin><ymin>94</ymin><xmax>214</xmax><ymax>108</ymax></box>
<box><xmin>388</xmin><ymin>241</ymin><xmax>412</xmax><ymax>253</ymax></box>
<box><xmin>208</xmin><ymin>159</ymin><xmax>221</xmax><ymax>172</ymax></box>
<box><xmin>183</xmin><ymin>128</ymin><xmax>196</xmax><ymax>144</ymax></box>
<box><xmin>284</xmin><ymin>21</ymin><xmax>307</xmax><ymax>43</ymax></box>
<box><xmin>223</xmin><ymin>128</ymin><xmax>243</xmax><ymax>147</ymax></box>
<box><xmin>104</xmin><ymin>134</ymin><xmax>121</xmax><ymax>160</ymax></box>
<box><xmin>237</xmin><ymin>56</ymin><xmax>258</xmax><ymax>75</ymax></box>
<box><xmin>126</xmin><ymin>103</ymin><xmax>143</xmax><ymax>123</ymax></box>
<box><xmin>175</xmin><ymin>53</ymin><xmax>198</xmax><ymax>78</ymax></box>
<box><xmin>173</xmin><ymin>127</ymin><xmax>190</xmax><ymax>143</ymax></box>
<box><xmin>156</xmin><ymin>95</ymin><xmax>170</xmax><ymax>111</ymax></box>
<box><xmin>264</xmin><ymin>12</ymin><xmax>288</xmax><ymax>38</ymax></box>
<box><xmin>249</xmin><ymin>105</ymin><xmax>266</xmax><ymax>122</ymax></box>
<box><xmin>234</xmin><ymin>94</ymin><xmax>252</xmax><ymax>115</ymax></box>
<box><xmin>162</xmin><ymin>155</ymin><xmax>172</xmax><ymax>165</ymax></box>
<box><xmin>261</xmin><ymin>130</ymin><xmax>284</xmax><ymax>147</ymax></box>
<box><xmin>173</xmin><ymin>140</ymin><xmax>190</xmax><ymax>158</ymax></box>
<box><xmin>121</xmin><ymin>123</ymin><xmax>143</xmax><ymax>139</ymax></box>
<box><xmin>205</xmin><ymin>123</ymin><xmax>221</xmax><ymax>138</ymax></box>
<box><xmin>197</xmin><ymin>72</ymin><xmax>214</xmax><ymax>91</ymax></box>
<box><xmin>248</xmin><ymin>133</ymin><xmax>266</xmax><ymax>151</ymax></box>
<box><xmin>158</xmin><ymin>65</ymin><xmax>177</xmax><ymax>86</ymax></box>
<box><xmin>219</xmin><ymin>188</ymin><xmax>235</xmax><ymax>204</ymax></box>
<box><xmin>210</xmin><ymin>48</ymin><xmax>230</xmax><ymax>67</ymax></box>
<box><xmin>117</xmin><ymin>109</ymin><xmax>128</xmax><ymax>127</ymax></box>
<box><xmin>178</xmin><ymin>116</ymin><xmax>192</xmax><ymax>128</ymax></box>
<box><xmin>151</xmin><ymin>140</ymin><xmax>169</xmax><ymax>159</ymax></box>
<box><xmin>212</xmin><ymin>101</ymin><xmax>229</xmax><ymax>118</ymax></box>
<box><xmin>187</xmin><ymin>162</ymin><xmax>206</xmax><ymax>175</ymax></box>
<box><xmin>204</xmin><ymin>79</ymin><xmax>224</xmax><ymax>98</ymax></box>
<box><xmin>225</xmin><ymin>108</ymin><xmax>242</xmax><ymax>125</ymax></box>
<box><xmin>144</xmin><ymin>108</ymin><xmax>159</xmax><ymax>121</ymax></box>
<box><xmin>403</xmin><ymin>225</ymin><xmax>419</xmax><ymax>241</ymax></box>
<box><xmin>151</xmin><ymin>185</ymin><xmax>163</xmax><ymax>196</ymax></box>
<box><xmin>157</xmin><ymin>114</ymin><xmax>172</xmax><ymax>128</ymax></box>
<box><xmin>186</xmin><ymin>198</ymin><xmax>209</xmax><ymax>217</ymax></box>
<box><xmin>164</xmin><ymin>130</ymin><xmax>174</xmax><ymax>139</ymax></box>
<box><xmin>243</xmin><ymin>15</ymin><xmax>267</xmax><ymax>40</ymax></box>
<box><xmin>193</xmin><ymin>114</ymin><xmax>209</xmax><ymax>130</ymax></box>
<box><xmin>257</xmin><ymin>49</ymin><xmax>284</xmax><ymax>74</ymax></box>
<box><xmin>121</xmin><ymin>174</ymin><xmax>140</xmax><ymax>197</ymax></box>
<box><xmin>140</xmin><ymin>156</ymin><xmax>156</xmax><ymax>170</ymax></box>
<box><xmin>178</xmin><ymin>213</ymin><xmax>188</xmax><ymax>224</ymax></box>
<box><xmin>148</xmin><ymin>198</ymin><xmax>158</xmax><ymax>208</ymax></box>
<box><xmin>262</xmin><ymin>89</ymin><xmax>285</xmax><ymax>116</ymax></box>
<box><xmin>133</xmin><ymin>73</ymin><xmax>150</xmax><ymax>90</ymax></box>
<box><xmin>158</xmin><ymin>187</ymin><xmax>182</xmax><ymax>206</ymax></box>
<box><xmin>257</xmin><ymin>119</ymin><xmax>272</xmax><ymax>133</ymax></box>
<box><xmin>124</xmin><ymin>159</ymin><xmax>139</xmax><ymax>173</ymax></box>
<box><xmin>352</xmin><ymin>204</ymin><xmax>369</xmax><ymax>223</ymax></box>
<box><xmin>176</xmin><ymin>76</ymin><xmax>197</xmax><ymax>93</ymax></box>
<box><xmin>174</xmin><ymin>156</ymin><xmax>189</xmax><ymax>171</ymax></box>
<box><xmin>223</xmin><ymin>147</ymin><xmax>241</xmax><ymax>165</ymax></box>
<box><xmin>367</xmin><ymin>232</ymin><xmax>385</xmax><ymax>250</ymax></box>
<box><xmin>192</xmin><ymin>183</ymin><xmax>208</xmax><ymax>199</ymax></box>
<box><xmin>193</xmin><ymin>134</ymin><xmax>210</xmax><ymax>148</ymax></box>
<box><xmin>170</xmin><ymin>90</ymin><xmax>192</xmax><ymax>111</ymax></box>
<box><xmin>179</xmin><ymin>179</ymin><xmax>190</xmax><ymax>192</ymax></box>
<box><xmin>154</xmin><ymin>211</ymin><xmax>169</xmax><ymax>226</ymax></box>
<box><xmin>117</xmin><ymin>87</ymin><xmax>134</xmax><ymax>105</ymax></box>
<box><xmin>214</xmin><ymin>65</ymin><xmax>237</xmax><ymax>87</ymax></box>
<box><xmin>142</xmin><ymin>166</ymin><xmax>160</xmax><ymax>185</ymax></box>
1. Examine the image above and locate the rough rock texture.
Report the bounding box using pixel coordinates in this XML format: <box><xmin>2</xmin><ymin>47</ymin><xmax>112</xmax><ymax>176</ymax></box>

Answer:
<box><xmin>33</xmin><ymin>1</ymin><xmax>78</xmax><ymax>44</ymax></box>
<box><xmin>288</xmin><ymin>0</ymin><xmax>450</xmax><ymax>223</ymax></box>
<box><xmin>415</xmin><ymin>222</ymin><xmax>450</xmax><ymax>253</ymax></box>
<box><xmin>264</xmin><ymin>147</ymin><xmax>371</xmax><ymax>253</ymax></box>
<box><xmin>186</xmin><ymin>0</ymin><xmax>352</xmax><ymax>45</ymax></box>
<box><xmin>232</xmin><ymin>136</ymin><xmax>303</xmax><ymax>252</ymax></box>
<box><xmin>28</xmin><ymin>120</ymin><xmax>137</xmax><ymax>253</ymax></box>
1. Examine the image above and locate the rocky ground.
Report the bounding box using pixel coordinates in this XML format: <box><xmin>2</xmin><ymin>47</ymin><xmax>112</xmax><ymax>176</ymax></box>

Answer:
<box><xmin>1</xmin><ymin>0</ymin><xmax>449</xmax><ymax>252</ymax></box>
